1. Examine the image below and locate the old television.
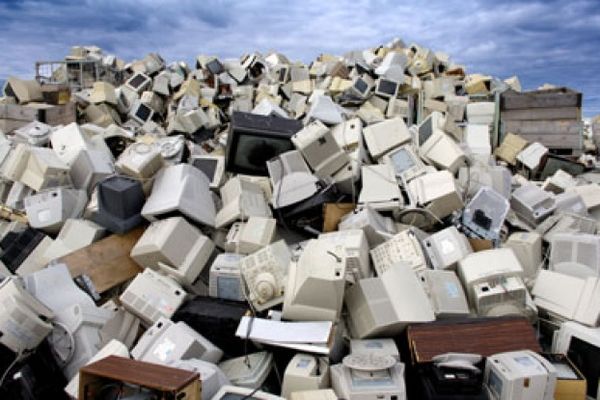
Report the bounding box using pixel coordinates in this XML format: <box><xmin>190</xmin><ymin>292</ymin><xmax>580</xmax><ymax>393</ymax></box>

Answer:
<box><xmin>24</xmin><ymin>188</ymin><xmax>87</xmax><ymax>234</ymax></box>
<box><xmin>132</xmin><ymin>316</ymin><xmax>223</xmax><ymax>365</ymax></box>
<box><xmin>209</xmin><ymin>253</ymin><xmax>245</xmax><ymax>302</ymax></box>
<box><xmin>94</xmin><ymin>175</ymin><xmax>145</xmax><ymax>234</ymax></box>
<box><xmin>142</xmin><ymin>164</ymin><xmax>216</xmax><ymax>227</ymax></box>
<box><xmin>345</xmin><ymin>262</ymin><xmax>435</xmax><ymax>338</ymax></box>
<box><xmin>370</xmin><ymin>229</ymin><xmax>428</xmax><ymax>276</ymax></box>
<box><xmin>69</xmin><ymin>149</ymin><xmax>114</xmax><ymax>194</ymax></box>
<box><xmin>115</xmin><ymin>142</ymin><xmax>164</xmax><ymax>180</ymax></box>
<box><xmin>363</xmin><ymin>117</ymin><xmax>412</xmax><ymax>160</ymax></box>
<box><xmin>267</xmin><ymin>150</ymin><xmax>319</xmax><ymax>209</ymax></box>
<box><xmin>358</xmin><ymin>164</ymin><xmax>402</xmax><ymax>212</ymax></box>
<box><xmin>239</xmin><ymin>240</ymin><xmax>291</xmax><ymax>312</ymax></box>
<box><xmin>190</xmin><ymin>155</ymin><xmax>226</xmax><ymax>189</ymax></box>
<box><xmin>215</xmin><ymin>176</ymin><xmax>272</xmax><ymax>229</ymax></box>
<box><xmin>119</xmin><ymin>269</ymin><xmax>187</xmax><ymax>325</ymax></box>
<box><xmin>226</xmin><ymin>111</ymin><xmax>303</xmax><ymax>176</ymax></box>
<box><xmin>457</xmin><ymin>249</ymin><xmax>527</xmax><ymax>317</ymax></box>
<box><xmin>282</xmin><ymin>239</ymin><xmax>346</xmax><ymax>321</ymax></box>
<box><xmin>552</xmin><ymin>321</ymin><xmax>600</xmax><ymax>399</ymax></box>
<box><xmin>130</xmin><ymin>216</ymin><xmax>215</xmax><ymax>288</ymax></box>
<box><xmin>318</xmin><ymin>229</ymin><xmax>371</xmax><ymax>281</ymax></box>
<box><xmin>281</xmin><ymin>354</ymin><xmax>330</xmax><ymax>398</ymax></box>
<box><xmin>484</xmin><ymin>350</ymin><xmax>556</xmax><ymax>400</ymax></box>
<box><xmin>330</xmin><ymin>354</ymin><xmax>406</xmax><ymax>400</ymax></box>
<box><xmin>549</xmin><ymin>233</ymin><xmax>600</xmax><ymax>279</ymax></box>
<box><xmin>423</xmin><ymin>226</ymin><xmax>473</xmax><ymax>270</ymax></box>
<box><xmin>218</xmin><ymin>351</ymin><xmax>273</xmax><ymax>389</ymax></box>
<box><xmin>419</xmin><ymin>269</ymin><xmax>470</xmax><ymax>318</ymax></box>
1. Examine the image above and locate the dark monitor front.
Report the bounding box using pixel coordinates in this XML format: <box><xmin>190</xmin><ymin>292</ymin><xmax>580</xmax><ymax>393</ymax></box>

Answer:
<box><xmin>390</xmin><ymin>148</ymin><xmax>415</xmax><ymax>174</ymax></box>
<box><xmin>354</xmin><ymin>78</ymin><xmax>368</xmax><ymax>95</ymax></box>
<box><xmin>378</xmin><ymin>79</ymin><xmax>398</xmax><ymax>96</ymax></box>
<box><xmin>568</xmin><ymin>337</ymin><xmax>600</xmax><ymax>397</ymax></box>
<box><xmin>192</xmin><ymin>158</ymin><xmax>218</xmax><ymax>182</ymax></box>
<box><xmin>418</xmin><ymin>116</ymin><xmax>434</xmax><ymax>145</ymax></box>
<box><xmin>135</xmin><ymin>104</ymin><xmax>152</xmax><ymax>122</ymax></box>
<box><xmin>128</xmin><ymin>74</ymin><xmax>147</xmax><ymax>89</ymax></box>
<box><xmin>232</xmin><ymin>134</ymin><xmax>294</xmax><ymax>175</ymax></box>
<box><xmin>206</xmin><ymin>59</ymin><xmax>224</xmax><ymax>75</ymax></box>
<box><xmin>3</xmin><ymin>82</ymin><xmax>15</xmax><ymax>98</ymax></box>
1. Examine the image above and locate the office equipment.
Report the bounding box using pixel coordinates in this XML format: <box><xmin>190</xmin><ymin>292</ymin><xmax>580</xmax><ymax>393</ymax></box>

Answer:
<box><xmin>24</xmin><ymin>188</ymin><xmax>87</xmax><ymax>234</ymax></box>
<box><xmin>331</xmin><ymin>117</ymin><xmax>362</xmax><ymax>150</ymax></box>
<box><xmin>532</xmin><ymin>270</ymin><xmax>600</xmax><ymax>327</ymax></box>
<box><xmin>224</xmin><ymin>216</ymin><xmax>276</xmax><ymax>254</ymax></box>
<box><xmin>190</xmin><ymin>154</ymin><xmax>226</xmax><ymax>189</ymax></box>
<box><xmin>98</xmin><ymin>307</ymin><xmax>140</xmax><ymax>349</ymax></box>
<box><xmin>268</xmin><ymin>150</ymin><xmax>319</xmax><ymax>209</ymax></box>
<box><xmin>42</xmin><ymin>218</ymin><xmax>105</xmax><ymax>262</ymax></box>
<box><xmin>423</xmin><ymin>226</ymin><xmax>473</xmax><ymax>270</ymax></box>
<box><xmin>283</xmin><ymin>239</ymin><xmax>346</xmax><ymax>321</ymax></box>
<box><xmin>540</xmin><ymin>353</ymin><xmax>587</xmax><ymax>400</ymax></box>
<box><xmin>209</xmin><ymin>253</ymin><xmax>245</xmax><ymax>301</ymax></box>
<box><xmin>240</xmin><ymin>240</ymin><xmax>291</xmax><ymax>311</ymax></box>
<box><xmin>132</xmin><ymin>316</ymin><xmax>223</xmax><ymax>364</ymax></box>
<box><xmin>516</xmin><ymin>142</ymin><xmax>548</xmax><ymax>171</ymax></box>
<box><xmin>69</xmin><ymin>149</ymin><xmax>114</xmax><ymax>194</ymax></box>
<box><xmin>142</xmin><ymin>164</ymin><xmax>217</xmax><ymax>227</ymax></box>
<box><xmin>330</xmin><ymin>354</ymin><xmax>406</xmax><ymax>400</ymax></box>
<box><xmin>13</xmin><ymin>121</ymin><xmax>51</xmax><ymax>145</ymax></box>
<box><xmin>552</xmin><ymin>321</ymin><xmax>600</xmax><ymax>399</ymax></box>
<box><xmin>358</xmin><ymin>164</ymin><xmax>402</xmax><ymax>211</ymax></box>
<box><xmin>510</xmin><ymin>183</ymin><xmax>557</xmax><ymax>226</ymax></box>
<box><xmin>290</xmin><ymin>389</ymin><xmax>338</xmax><ymax>400</ymax></box>
<box><xmin>125</xmin><ymin>72</ymin><xmax>152</xmax><ymax>94</ymax></box>
<box><xmin>226</xmin><ymin>111</ymin><xmax>302</xmax><ymax>175</ymax></box>
<box><xmin>374</xmin><ymin>78</ymin><xmax>400</xmax><ymax>99</ymax></box>
<box><xmin>420</xmin><ymin>269</ymin><xmax>470</xmax><ymax>318</ymax></box>
<box><xmin>338</xmin><ymin>206</ymin><xmax>397</xmax><ymax>247</ymax></box>
<box><xmin>170</xmin><ymin>358</ymin><xmax>229</xmax><ymax>400</ymax></box>
<box><xmin>549</xmin><ymin>233</ymin><xmax>600</xmax><ymax>279</ymax></box>
<box><xmin>350</xmin><ymin>339</ymin><xmax>400</xmax><ymax>361</ymax></box>
<box><xmin>370</xmin><ymin>229</ymin><xmax>428</xmax><ymax>275</ymax></box>
<box><xmin>78</xmin><ymin>356</ymin><xmax>200</xmax><ymax>400</ymax></box>
<box><xmin>408</xmin><ymin>317</ymin><xmax>542</xmax><ymax>364</ymax></box>
<box><xmin>0</xmin><ymin>227</ymin><xmax>46</xmax><ymax>273</ymax></box>
<box><xmin>212</xmin><ymin>385</ymin><xmax>284</xmax><ymax>400</ymax></box>
<box><xmin>131</xmin><ymin>216</ymin><xmax>215</xmax><ymax>288</ymax></box>
<box><xmin>462</xmin><ymin>187</ymin><xmax>510</xmax><ymax>242</ymax></box>
<box><xmin>281</xmin><ymin>354</ymin><xmax>330</xmax><ymax>398</ymax></box>
<box><xmin>350</xmin><ymin>74</ymin><xmax>375</xmax><ymax>98</ymax></box>
<box><xmin>218</xmin><ymin>351</ymin><xmax>273</xmax><ymax>388</ymax></box>
<box><xmin>407</xmin><ymin>171</ymin><xmax>463</xmax><ymax>219</ymax></box>
<box><xmin>94</xmin><ymin>175</ymin><xmax>145</xmax><ymax>234</ymax></box>
<box><xmin>419</xmin><ymin>129</ymin><xmax>466</xmax><ymax>173</ymax></box>
<box><xmin>345</xmin><ymin>262</ymin><xmax>435</xmax><ymax>338</ymax></box>
<box><xmin>362</xmin><ymin>117</ymin><xmax>411</xmax><ymax>160</ymax></box>
<box><xmin>457</xmin><ymin>249</ymin><xmax>527</xmax><ymax>317</ymax></box>
<box><xmin>420</xmin><ymin>353</ymin><xmax>487</xmax><ymax>399</ymax></box>
<box><xmin>292</xmin><ymin>120</ymin><xmax>349</xmax><ymax>179</ymax></box>
<box><xmin>382</xmin><ymin>144</ymin><xmax>431</xmax><ymax>183</ymax></box>
<box><xmin>215</xmin><ymin>176</ymin><xmax>272</xmax><ymax>228</ymax></box>
<box><xmin>494</xmin><ymin>133</ymin><xmax>528</xmax><ymax>166</ymax></box>
<box><xmin>458</xmin><ymin>163</ymin><xmax>512</xmax><ymax>199</ymax></box>
<box><xmin>484</xmin><ymin>350</ymin><xmax>557</xmax><ymax>400</ymax></box>
<box><xmin>318</xmin><ymin>229</ymin><xmax>371</xmax><ymax>280</ymax></box>
<box><xmin>0</xmin><ymin>277</ymin><xmax>54</xmax><ymax>358</ymax></box>
<box><xmin>464</xmin><ymin>124</ymin><xmax>492</xmax><ymax>160</ymax></box>
<box><xmin>50</xmin><ymin>122</ymin><xmax>98</xmax><ymax>166</ymax></box>
<box><xmin>115</xmin><ymin>142</ymin><xmax>164</xmax><ymax>180</ymax></box>
<box><xmin>119</xmin><ymin>268</ymin><xmax>186</xmax><ymax>325</ymax></box>
<box><xmin>503</xmin><ymin>232</ymin><xmax>543</xmax><ymax>282</ymax></box>
<box><xmin>21</xmin><ymin>146</ymin><xmax>71</xmax><ymax>191</ymax></box>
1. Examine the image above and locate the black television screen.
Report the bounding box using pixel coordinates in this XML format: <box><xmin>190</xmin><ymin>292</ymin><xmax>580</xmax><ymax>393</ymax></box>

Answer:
<box><xmin>354</xmin><ymin>78</ymin><xmax>368</xmax><ymax>95</ymax></box>
<box><xmin>378</xmin><ymin>79</ymin><xmax>398</xmax><ymax>96</ymax></box>
<box><xmin>419</xmin><ymin>116</ymin><xmax>434</xmax><ymax>145</ymax></box>
<box><xmin>135</xmin><ymin>103</ymin><xmax>152</xmax><ymax>122</ymax></box>
<box><xmin>128</xmin><ymin>74</ymin><xmax>147</xmax><ymax>89</ymax></box>
<box><xmin>206</xmin><ymin>59</ymin><xmax>224</xmax><ymax>75</ymax></box>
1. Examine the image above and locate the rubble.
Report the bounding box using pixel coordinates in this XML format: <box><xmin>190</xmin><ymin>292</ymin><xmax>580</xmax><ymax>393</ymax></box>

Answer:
<box><xmin>0</xmin><ymin>40</ymin><xmax>598</xmax><ymax>400</ymax></box>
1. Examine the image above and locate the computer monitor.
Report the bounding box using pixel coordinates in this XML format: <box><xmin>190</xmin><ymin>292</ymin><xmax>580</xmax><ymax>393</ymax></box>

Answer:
<box><xmin>510</xmin><ymin>184</ymin><xmax>557</xmax><ymax>227</ymax></box>
<box><xmin>358</xmin><ymin>164</ymin><xmax>402</xmax><ymax>212</ymax></box>
<box><xmin>152</xmin><ymin>135</ymin><xmax>186</xmax><ymax>165</ymax></box>
<box><xmin>0</xmin><ymin>226</ymin><xmax>46</xmax><ymax>274</ymax></box>
<box><xmin>130</xmin><ymin>216</ymin><xmax>215</xmax><ymax>288</ymax></box>
<box><xmin>407</xmin><ymin>171</ymin><xmax>463</xmax><ymax>219</ymax></box>
<box><xmin>552</xmin><ymin>321</ymin><xmax>600</xmax><ymax>399</ymax></box>
<box><xmin>418</xmin><ymin>129</ymin><xmax>466</xmax><ymax>173</ymax></box>
<box><xmin>215</xmin><ymin>176</ymin><xmax>272</xmax><ymax>229</ymax></box>
<box><xmin>338</xmin><ymin>206</ymin><xmax>397</xmax><ymax>248</ymax></box>
<box><xmin>190</xmin><ymin>155</ymin><xmax>226</xmax><ymax>190</ymax></box>
<box><xmin>218</xmin><ymin>351</ymin><xmax>273</xmax><ymax>389</ymax></box>
<box><xmin>239</xmin><ymin>240</ymin><xmax>291</xmax><ymax>312</ymax></box>
<box><xmin>119</xmin><ymin>269</ymin><xmax>187</xmax><ymax>325</ymax></box>
<box><xmin>516</xmin><ymin>142</ymin><xmax>548</xmax><ymax>171</ymax></box>
<box><xmin>350</xmin><ymin>339</ymin><xmax>400</xmax><ymax>361</ymax></box>
<box><xmin>132</xmin><ymin>316</ymin><xmax>223</xmax><ymax>365</ymax></box>
<box><xmin>224</xmin><ymin>217</ymin><xmax>277</xmax><ymax>255</ymax></box>
<box><xmin>349</xmin><ymin>75</ymin><xmax>375</xmax><ymax>99</ymax></box>
<box><xmin>318</xmin><ymin>229</ymin><xmax>371</xmax><ymax>281</ymax></box>
<box><xmin>283</xmin><ymin>239</ymin><xmax>346</xmax><ymax>321</ymax></box>
<box><xmin>170</xmin><ymin>358</ymin><xmax>230</xmax><ymax>400</ymax></box>
<box><xmin>226</xmin><ymin>111</ymin><xmax>302</xmax><ymax>176</ymax></box>
<box><xmin>503</xmin><ymin>232</ymin><xmax>542</xmax><ymax>283</ymax></box>
<box><xmin>125</xmin><ymin>72</ymin><xmax>152</xmax><ymax>94</ymax></box>
<box><xmin>129</xmin><ymin>100</ymin><xmax>155</xmax><ymax>125</ymax></box>
<box><xmin>209</xmin><ymin>253</ymin><xmax>245</xmax><ymax>302</ymax></box>
<box><xmin>423</xmin><ymin>226</ymin><xmax>472</xmax><ymax>270</ymax></box>
<box><xmin>267</xmin><ymin>150</ymin><xmax>319</xmax><ymax>209</ymax></box>
<box><xmin>549</xmin><ymin>233</ymin><xmax>600</xmax><ymax>279</ymax></box>
<box><xmin>457</xmin><ymin>249</ymin><xmax>527</xmax><ymax>317</ymax></box>
<box><xmin>142</xmin><ymin>164</ymin><xmax>217</xmax><ymax>228</ymax></box>
<box><xmin>382</xmin><ymin>145</ymin><xmax>430</xmax><ymax>183</ymax></box>
<box><xmin>484</xmin><ymin>350</ymin><xmax>556</xmax><ymax>400</ymax></box>
<box><xmin>42</xmin><ymin>218</ymin><xmax>105</xmax><ymax>262</ymax></box>
<box><xmin>94</xmin><ymin>175</ymin><xmax>145</xmax><ymax>234</ymax></box>
<box><xmin>212</xmin><ymin>385</ymin><xmax>284</xmax><ymax>400</ymax></box>
<box><xmin>462</xmin><ymin>187</ymin><xmax>509</xmax><ymax>242</ymax></box>
<box><xmin>13</xmin><ymin>121</ymin><xmax>51</xmax><ymax>146</ymax></box>
<box><xmin>24</xmin><ymin>188</ymin><xmax>88</xmax><ymax>234</ymax></box>
<box><xmin>532</xmin><ymin>270</ymin><xmax>600</xmax><ymax>327</ymax></box>
<box><xmin>50</xmin><ymin>122</ymin><xmax>96</xmax><ymax>166</ymax></box>
<box><xmin>420</xmin><ymin>270</ymin><xmax>470</xmax><ymax>318</ymax></box>
<box><xmin>345</xmin><ymin>262</ymin><xmax>435</xmax><ymax>338</ymax></box>
<box><xmin>69</xmin><ymin>149</ymin><xmax>114</xmax><ymax>194</ymax></box>
<box><xmin>291</xmin><ymin>120</ymin><xmax>349</xmax><ymax>179</ymax></box>
<box><xmin>331</xmin><ymin>118</ymin><xmax>362</xmax><ymax>151</ymax></box>
<box><xmin>363</xmin><ymin>117</ymin><xmax>411</xmax><ymax>160</ymax></box>
<box><xmin>0</xmin><ymin>277</ymin><xmax>54</xmax><ymax>357</ymax></box>
<box><xmin>20</xmin><ymin>146</ymin><xmax>71</xmax><ymax>192</ymax></box>
<box><xmin>1</xmin><ymin>143</ymin><xmax>29</xmax><ymax>183</ymax></box>
<box><xmin>115</xmin><ymin>142</ymin><xmax>164</xmax><ymax>180</ymax></box>
<box><xmin>370</xmin><ymin>229</ymin><xmax>428</xmax><ymax>276</ymax></box>
<box><xmin>330</xmin><ymin>354</ymin><xmax>407</xmax><ymax>400</ymax></box>
<box><xmin>374</xmin><ymin>78</ymin><xmax>400</xmax><ymax>99</ymax></box>
<box><xmin>290</xmin><ymin>389</ymin><xmax>338</xmax><ymax>400</ymax></box>
<box><xmin>281</xmin><ymin>354</ymin><xmax>330</xmax><ymax>398</ymax></box>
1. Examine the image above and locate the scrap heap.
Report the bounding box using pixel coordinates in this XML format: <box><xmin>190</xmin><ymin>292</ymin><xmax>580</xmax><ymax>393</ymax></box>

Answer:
<box><xmin>0</xmin><ymin>40</ymin><xmax>598</xmax><ymax>400</ymax></box>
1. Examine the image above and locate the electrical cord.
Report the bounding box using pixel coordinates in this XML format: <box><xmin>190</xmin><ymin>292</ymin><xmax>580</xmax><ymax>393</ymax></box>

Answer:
<box><xmin>0</xmin><ymin>352</ymin><xmax>21</xmax><ymax>389</ymax></box>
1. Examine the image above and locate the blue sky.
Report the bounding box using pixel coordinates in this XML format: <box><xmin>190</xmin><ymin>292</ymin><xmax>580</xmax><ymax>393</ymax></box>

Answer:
<box><xmin>1</xmin><ymin>0</ymin><xmax>599</xmax><ymax>116</ymax></box>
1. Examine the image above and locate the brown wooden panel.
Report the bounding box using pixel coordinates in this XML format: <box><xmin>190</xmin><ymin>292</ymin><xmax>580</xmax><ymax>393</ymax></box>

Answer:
<box><xmin>60</xmin><ymin>226</ymin><xmax>145</xmax><ymax>293</ymax></box>
<box><xmin>407</xmin><ymin>317</ymin><xmax>541</xmax><ymax>364</ymax></box>
<box><xmin>501</xmin><ymin>88</ymin><xmax>582</xmax><ymax>110</ymax></box>
<box><xmin>323</xmin><ymin>203</ymin><xmax>355</xmax><ymax>232</ymax></box>
<box><xmin>0</xmin><ymin>104</ymin><xmax>38</xmax><ymax>121</ymax></box>
<box><xmin>501</xmin><ymin>107</ymin><xmax>579</xmax><ymax>121</ymax></box>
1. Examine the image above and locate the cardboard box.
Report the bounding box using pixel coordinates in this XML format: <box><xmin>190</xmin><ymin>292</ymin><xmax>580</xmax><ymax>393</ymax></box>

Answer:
<box><xmin>542</xmin><ymin>354</ymin><xmax>587</xmax><ymax>400</ymax></box>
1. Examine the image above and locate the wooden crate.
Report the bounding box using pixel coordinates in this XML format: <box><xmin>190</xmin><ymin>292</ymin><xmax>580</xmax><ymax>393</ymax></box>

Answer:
<box><xmin>79</xmin><ymin>355</ymin><xmax>200</xmax><ymax>400</ymax></box>
<box><xmin>501</xmin><ymin>87</ymin><xmax>582</xmax><ymax>110</ymax></box>
<box><xmin>502</xmin><ymin>119</ymin><xmax>582</xmax><ymax>150</ymax></box>
<box><xmin>25</xmin><ymin>102</ymin><xmax>77</xmax><ymax>126</ymax></box>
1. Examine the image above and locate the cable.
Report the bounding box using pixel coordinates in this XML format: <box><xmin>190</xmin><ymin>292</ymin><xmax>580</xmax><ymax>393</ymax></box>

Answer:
<box><xmin>0</xmin><ymin>352</ymin><xmax>21</xmax><ymax>389</ymax></box>
<box><xmin>240</xmin><ymin>386</ymin><xmax>261</xmax><ymax>400</ymax></box>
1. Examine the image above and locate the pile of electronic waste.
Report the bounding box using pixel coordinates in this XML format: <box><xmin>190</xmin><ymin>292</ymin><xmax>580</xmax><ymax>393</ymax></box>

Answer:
<box><xmin>0</xmin><ymin>40</ymin><xmax>599</xmax><ymax>400</ymax></box>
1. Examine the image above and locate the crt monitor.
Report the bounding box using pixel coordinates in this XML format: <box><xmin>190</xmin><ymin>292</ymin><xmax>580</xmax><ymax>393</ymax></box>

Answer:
<box><xmin>190</xmin><ymin>155</ymin><xmax>226</xmax><ymax>189</ymax></box>
<box><xmin>226</xmin><ymin>111</ymin><xmax>303</xmax><ymax>176</ymax></box>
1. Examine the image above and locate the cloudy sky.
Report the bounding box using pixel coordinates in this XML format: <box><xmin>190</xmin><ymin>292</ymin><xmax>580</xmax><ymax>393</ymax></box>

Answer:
<box><xmin>1</xmin><ymin>0</ymin><xmax>599</xmax><ymax>116</ymax></box>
